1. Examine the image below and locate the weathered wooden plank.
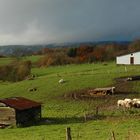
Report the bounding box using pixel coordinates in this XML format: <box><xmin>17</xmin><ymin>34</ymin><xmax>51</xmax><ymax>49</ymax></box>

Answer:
<box><xmin>87</xmin><ymin>87</ymin><xmax>115</xmax><ymax>96</ymax></box>
<box><xmin>94</xmin><ymin>87</ymin><xmax>115</xmax><ymax>91</ymax></box>
<box><xmin>0</xmin><ymin>107</ymin><xmax>16</xmax><ymax>126</ymax></box>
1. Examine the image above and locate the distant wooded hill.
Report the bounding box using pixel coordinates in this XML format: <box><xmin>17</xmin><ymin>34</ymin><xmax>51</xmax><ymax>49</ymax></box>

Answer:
<box><xmin>0</xmin><ymin>41</ymin><xmax>131</xmax><ymax>57</ymax></box>
<box><xmin>1</xmin><ymin>40</ymin><xmax>140</xmax><ymax>71</ymax></box>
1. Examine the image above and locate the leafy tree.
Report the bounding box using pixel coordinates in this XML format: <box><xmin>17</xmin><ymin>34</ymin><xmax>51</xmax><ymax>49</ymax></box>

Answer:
<box><xmin>67</xmin><ymin>48</ymin><xmax>77</xmax><ymax>57</ymax></box>
<box><xmin>128</xmin><ymin>40</ymin><xmax>140</xmax><ymax>52</ymax></box>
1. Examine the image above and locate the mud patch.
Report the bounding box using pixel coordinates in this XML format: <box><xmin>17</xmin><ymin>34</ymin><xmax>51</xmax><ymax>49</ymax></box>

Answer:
<box><xmin>64</xmin><ymin>76</ymin><xmax>139</xmax><ymax>100</ymax></box>
<box><xmin>114</xmin><ymin>76</ymin><xmax>136</xmax><ymax>95</ymax></box>
<box><xmin>64</xmin><ymin>88</ymin><xmax>114</xmax><ymax>100</ymax></box>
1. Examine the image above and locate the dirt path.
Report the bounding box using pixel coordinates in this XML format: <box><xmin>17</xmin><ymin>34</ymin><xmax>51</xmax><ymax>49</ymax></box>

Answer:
<box><xmin>114</xmin><ymin>77</ymin><xmax>133</xmax><ymax>94</ymax></box>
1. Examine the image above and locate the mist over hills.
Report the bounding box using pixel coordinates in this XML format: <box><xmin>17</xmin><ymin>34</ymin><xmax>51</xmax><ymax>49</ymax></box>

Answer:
<box><xmin>0</xmin><ymin>41</ymin><xmax>131</xmax><ymax>56</ymax></box>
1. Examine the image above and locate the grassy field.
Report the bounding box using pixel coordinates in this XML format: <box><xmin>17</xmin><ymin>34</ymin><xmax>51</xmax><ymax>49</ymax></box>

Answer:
<box><xmin>0</xmin><ymin>55</ymin><xmax>42</xmax><ymax>65</ymax></box>
<box><xmin>0</xmin><ymin>60</ymin><xmax>140</xmax><ymax>139</ymax></box>
<box><xmin>0</xmin><ymin>57</ymin><xmax>13</xmax><ymax>65</ymax></box>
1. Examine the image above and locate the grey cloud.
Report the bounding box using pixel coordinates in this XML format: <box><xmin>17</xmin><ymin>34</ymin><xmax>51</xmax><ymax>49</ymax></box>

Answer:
<box><xmin>0</xmin><ymin>0</ymin><xmax>140</xmax><ymax>44</ymax></box>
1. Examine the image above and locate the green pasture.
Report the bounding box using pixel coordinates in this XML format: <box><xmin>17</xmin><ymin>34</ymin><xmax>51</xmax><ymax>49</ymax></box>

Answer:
<box><xmin>0</xmin><ymin>61</ymin><xmax>140</xmax><ymax>139</ymax></box>
<box><xmin>21</xmin><ymin>55</ymin><xmax>42</xmax><ymax>63</ymax></box>
<box><xmin>0</xmin><ymin>55</ymin><xmax>42</xmax><ymax>65</ymax></box>
<box><xmin>0</xmin><ymin>57</ymin><xmax>13</xmax><ymax>65</ymax></box>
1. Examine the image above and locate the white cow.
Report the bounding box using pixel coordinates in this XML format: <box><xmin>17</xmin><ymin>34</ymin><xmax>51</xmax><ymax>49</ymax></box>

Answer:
<box><xmin>59</xmin><ymin>79</ymin><xmax>65</xmax><ymax>84</ymax></box>
<box><xmin>117</xmin><ymin>100</ymin><xmax>126</xmax><ymax>108</ymax></box>
<box><xmin>117</xmin><ymin>99</ymin><xmax>132</xmax><ymax>108</ymax></box>
<box><xmin>111</xmin><ymin>87</ymin><xmax>115</xmax><ymax>94</ymax></box>
<box><xmin>132</xmin><ymin>98</ymin><xmax>140</xmax><ymax>102</ymax></box>
<box><xmin>132</xmin><ymin>98</ymin><xmax>140</xmax><ymax>108</ymax></box>
<box><xmin>124</xmin><ymin>98</ymin><xmax>132</xmax><ymax>108</ymax></box>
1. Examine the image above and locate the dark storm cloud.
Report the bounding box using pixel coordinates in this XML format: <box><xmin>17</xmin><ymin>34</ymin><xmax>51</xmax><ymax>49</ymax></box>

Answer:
<box><xmin>0</xmin><ymin>0</ymin><xmax>140</xmax><ymax>44</ymax></box>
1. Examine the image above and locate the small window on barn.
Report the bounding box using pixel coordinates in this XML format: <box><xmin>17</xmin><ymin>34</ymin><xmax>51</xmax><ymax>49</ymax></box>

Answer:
<box><xmin>131</xmin><ymin>53</ymin><xmax>133</xmax><ymax>56</ymax></box>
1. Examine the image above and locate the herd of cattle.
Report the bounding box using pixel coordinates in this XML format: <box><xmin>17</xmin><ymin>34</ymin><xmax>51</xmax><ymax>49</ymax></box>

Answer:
<box><xmin>117</xmin><ymin>98</ymin><xmax>140</xmax><ymax>108</ymax></box>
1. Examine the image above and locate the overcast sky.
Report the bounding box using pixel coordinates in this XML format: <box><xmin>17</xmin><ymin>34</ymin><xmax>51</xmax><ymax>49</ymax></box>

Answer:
<box><xmin>0</xmin><ymin>0</ymin><xmax>140</xmax><ymax>45</ymax></box>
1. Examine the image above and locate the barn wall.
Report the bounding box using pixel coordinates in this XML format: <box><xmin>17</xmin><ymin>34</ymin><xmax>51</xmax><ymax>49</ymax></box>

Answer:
<box><xmin>116</xmin><ymin>52</ymin><xmax>140</xmax><ymax>65</ymax></box>
<box><xmin>133</xmin><ymin>52</ymin><xmax>140</xmax><ymax>64</ymax></box>
<box><xmin>0</xmin><ymin>107</ymin><xmax>16</xmax><ymax>126</ymax></box>
<box><xmin>116</xmin><ymin>54</ymin><xmax>130</xmax><ymax>64</ymax></box>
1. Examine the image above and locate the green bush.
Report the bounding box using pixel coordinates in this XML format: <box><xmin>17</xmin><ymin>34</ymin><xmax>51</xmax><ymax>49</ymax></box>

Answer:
<box><xmin>0</xmin><ymin>60</ymin><xmax>31</xmax><ymax>82</ymax></box>
<box><xmin>37</xmin><ymin>53</ymin><xmax>74</xmax><ymax>67</ymax></box>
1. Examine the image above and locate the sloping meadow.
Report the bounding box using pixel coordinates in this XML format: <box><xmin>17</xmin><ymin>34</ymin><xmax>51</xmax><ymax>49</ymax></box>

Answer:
<box><xmin>0</xmin><ymin>62</ymin><xmax>140</xmax><ymax>139</ymax></box>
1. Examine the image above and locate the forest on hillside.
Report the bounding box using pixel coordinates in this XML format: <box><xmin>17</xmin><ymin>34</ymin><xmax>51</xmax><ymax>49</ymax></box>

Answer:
<box><xmin>36</xmin><ymin>39</ymin><xmax>140</xmax><ymax>66</ymax></box>
<box><xmin>1</xmin><ymin>39</ymin><xmax>140</xmax><ymax>82</ymax></box>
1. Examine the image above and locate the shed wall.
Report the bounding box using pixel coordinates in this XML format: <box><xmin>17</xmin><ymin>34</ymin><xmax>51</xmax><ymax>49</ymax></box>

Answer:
<box><xmin>16</xmin><ymin>106</ymin><xmax>41</xmax><ymax>125</ymax></box>
<box><xmin>0</xmin><ymin>107</ymin><xmax>16</xmax><ymax>126</ymax></box>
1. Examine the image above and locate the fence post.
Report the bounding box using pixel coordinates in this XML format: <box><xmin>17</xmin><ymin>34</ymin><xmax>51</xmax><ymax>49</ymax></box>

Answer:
<box><xmin>111</xmin><ymin>131</ymin><xmax>116</xmax><ymax>140</ymax></box>
<box><xmin>95</xmin><ymin>106</ymin><xmax>99</xmax><ymax>116</ymax></box>
<box><xmin>84</xmin><ymin>113</ymin><xmax>87</xmax><ymax>122</ymax></box>
<box><xmin>66</xmin><ymin>127</ymin><xmax>72</xmax><ymax>140</ymax></box>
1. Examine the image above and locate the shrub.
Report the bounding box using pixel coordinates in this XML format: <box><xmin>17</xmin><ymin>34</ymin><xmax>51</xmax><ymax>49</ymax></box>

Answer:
<box><xmin>37</xmin><ymin>53</ymin><xmax>74</xmax><ymax>67</ymax></box>
<box><xmin>0</xmin><ymin>60</ymin><xmax>31</xmax><ymax>82</ymax></box>
<box><xmin>67</xmin><ymin>48</ymin><xmax>77</xmax><ymax>57</ymax></box>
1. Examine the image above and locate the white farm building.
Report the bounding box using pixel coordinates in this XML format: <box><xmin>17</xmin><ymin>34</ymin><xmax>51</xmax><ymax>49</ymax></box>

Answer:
<box><xmin>116</xmin><ymin>52</ymin><xmax>140</xmax><ymax>65</ymax></box>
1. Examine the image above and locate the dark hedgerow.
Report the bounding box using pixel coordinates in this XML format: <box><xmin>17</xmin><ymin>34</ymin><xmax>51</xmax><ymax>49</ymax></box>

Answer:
<box><xmin>0</xmin><ymin>60</ymin><xmax>31</xmax><ymax>82</ymax></box>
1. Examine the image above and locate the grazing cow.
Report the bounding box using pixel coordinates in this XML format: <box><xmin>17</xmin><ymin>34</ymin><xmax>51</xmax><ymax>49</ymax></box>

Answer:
<box><xmin>132</xmin><ymin>98</ymin><xmax>140</xmax><ymax>102</ymax></box>
<box><xmin>117</xmin><ymin>99</ymin><xmax>132</xmax><ymax>108</ymax></box>
<box><xmin>117</xmin><ymin>100</ymin><xmax>126</xmax><ymax>108</ymax></box>
<box><xmin>124</xmin><ymin>98</ymin><xmax>131</xmax><ymax>102</ymax></box>
<box><xmin>111</xmin><ymin>87</ymin><xmax>115</xmax><ymax>94</ymax></box>
<box><xmin>132</xmin><ymin>98</ymin><xmax>140</xmax><ymax>108</ymax></box>
<box><xmin>28</xmin><ymin>87</ymin><xmax>37</xmax><ymax>92</ymax></box>
<box><xmin>59</xmin><ymin>79</ymin><xmax>65</xmax><ymax>84</ymax></box>
<box><xmin>124</xmin><ymin>98</ymin><xmax>132</xmax><ymax>108</ymax></box>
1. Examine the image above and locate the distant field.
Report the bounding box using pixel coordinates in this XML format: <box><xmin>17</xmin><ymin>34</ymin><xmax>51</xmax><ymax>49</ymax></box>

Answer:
<box><xmin>0</xmin><ymin>62</ymin><xmax>140</xmax><ymax>139</ymax></box>
<box><xmin>0</xmin><ymin>57</ymin><xmax>13</xmax><ymax>65</ymax></box>
<box><xmin>0</xmin><ymin>55</ymin><xmax>42</xmax><ymax>65</ymax></box>
<box><xmin>21</xmin><ymin>55</ymin><xmax>42</xmax><ymax>63</ymax></box>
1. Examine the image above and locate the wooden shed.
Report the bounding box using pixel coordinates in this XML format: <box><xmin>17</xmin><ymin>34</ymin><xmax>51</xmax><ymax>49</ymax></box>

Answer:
<box><xmin>0</xmin><ymin>97</ymin><xmax>41</xmax><ymax>127</ymax></box>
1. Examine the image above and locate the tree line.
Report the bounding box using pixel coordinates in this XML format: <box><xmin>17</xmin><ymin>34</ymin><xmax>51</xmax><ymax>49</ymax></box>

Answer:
<box><xmin>36</xmin><ymin>39</ymin><xmax>140</xmax><ymax>67</ymax></box>
<box><xmin>0</xmin><ymin>39</ymin><xmax>140</xmax><ymax>82</ymax></box>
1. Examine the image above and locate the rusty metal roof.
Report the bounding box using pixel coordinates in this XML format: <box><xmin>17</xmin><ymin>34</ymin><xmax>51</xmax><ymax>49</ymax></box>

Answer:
<box><xmin>0</xmin><ymin>97</ymin><xmax>41</xmax><ymax>110</ymax></box>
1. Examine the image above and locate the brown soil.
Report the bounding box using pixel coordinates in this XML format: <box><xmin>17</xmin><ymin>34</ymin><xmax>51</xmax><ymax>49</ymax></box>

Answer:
<box><xmin>64</xmin><ymin>76</ymin><xmax>136</xmax><ymax>100</ymax></box>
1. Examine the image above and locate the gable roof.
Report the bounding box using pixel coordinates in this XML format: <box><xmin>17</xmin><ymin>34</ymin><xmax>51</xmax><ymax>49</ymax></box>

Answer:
<box><xmin>117</xmin><ymin>51</ymin><xmax>140</xmax><ymax>57</ymax></box>
<box><xmin>0</xmin><ymin>97</ymin><xmax>41</xmax><ymax>110</ymax></box>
